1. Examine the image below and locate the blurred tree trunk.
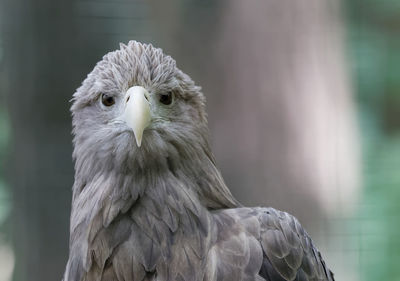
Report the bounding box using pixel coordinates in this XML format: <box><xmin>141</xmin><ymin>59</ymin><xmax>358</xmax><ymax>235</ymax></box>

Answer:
<box><xmin>215</xmin><ymin>0</ymin><xmax>360</xmax><ymax>220</ymax></box>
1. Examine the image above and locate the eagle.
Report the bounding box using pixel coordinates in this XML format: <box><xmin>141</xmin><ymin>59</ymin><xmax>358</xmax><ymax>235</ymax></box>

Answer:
<box><xmin>63</xmin><ymin>41</ymin><xmax>334</xmax><ymax>281</ymax></box>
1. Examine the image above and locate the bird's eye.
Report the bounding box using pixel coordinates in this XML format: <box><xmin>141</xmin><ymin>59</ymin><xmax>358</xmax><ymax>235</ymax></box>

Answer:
<box><xmin>159</xmin><ymin>92</ymin><xmax>174</xmax><ymax>105</ymax></box>
<box><xmin>101</xmin><ymin>94</ymin><xmax>115</xmax><ymax>106</ymax></box>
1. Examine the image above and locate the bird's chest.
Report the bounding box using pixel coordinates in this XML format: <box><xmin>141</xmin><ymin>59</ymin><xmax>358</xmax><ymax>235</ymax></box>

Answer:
<box><xmin>101</xmin><ymin>225</ymin><xmax>212</xmax><ymax>281</ymax></box>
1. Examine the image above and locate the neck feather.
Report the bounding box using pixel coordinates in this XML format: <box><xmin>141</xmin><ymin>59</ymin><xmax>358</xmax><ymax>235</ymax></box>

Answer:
<box><xmin>68</xmin><ymin>142</ymin><xmax>239</xmax><ymax>276</ymax></box>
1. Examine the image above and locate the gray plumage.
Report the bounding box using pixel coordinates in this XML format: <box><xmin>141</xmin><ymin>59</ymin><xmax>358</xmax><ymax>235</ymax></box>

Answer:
<box><xmin>64</xmin><ymin>41</ymin><xmax>334</xmax><ymax>281</ymax></box>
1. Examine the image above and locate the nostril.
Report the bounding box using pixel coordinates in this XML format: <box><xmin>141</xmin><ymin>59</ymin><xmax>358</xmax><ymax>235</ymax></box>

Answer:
<box><xmin>144</xmin><ymin>94</ymin><xmax>149</xmax><ymax>101</ymax></box>
<box><xmin>126</xmin><ymin>96</ymin><xmax>130</xmax><ymax>103</ymax></box>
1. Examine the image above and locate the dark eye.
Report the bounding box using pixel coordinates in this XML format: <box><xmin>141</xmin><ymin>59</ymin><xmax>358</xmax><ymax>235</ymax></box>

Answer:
<box><xmin>159</xmin><ymin>92</ymin><xmax>174</xmax><ymax>105</ymax></box>
<box><xmin>101</xmin><ymin>94</ymin><xmax>115</xmax><ymax>106</ymax></box>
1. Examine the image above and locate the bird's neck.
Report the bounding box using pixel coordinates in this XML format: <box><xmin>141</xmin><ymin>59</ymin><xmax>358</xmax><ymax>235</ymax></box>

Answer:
<box><xmin>68</xmin><ymin>148</ymin><xmax>239</xmax><ymax>276</ymax></box>
<box><xmin>71</xmin><ymin>143</ymin><xmax>238</xmax><ymax>226</ymax></box>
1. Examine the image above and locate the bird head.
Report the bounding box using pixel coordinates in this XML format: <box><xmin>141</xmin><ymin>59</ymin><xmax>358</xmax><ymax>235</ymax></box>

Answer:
<box><xmin>71</xmin><ymin>41</ymin><xmax>209</xmax><ymax>176</ymax></box>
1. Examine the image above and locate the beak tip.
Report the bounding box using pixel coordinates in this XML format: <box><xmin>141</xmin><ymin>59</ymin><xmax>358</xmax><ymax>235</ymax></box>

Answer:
<box><xmin>134</xmin><ymin>133</ymin><xmax>142</xmax><ymax>147</ymax></box>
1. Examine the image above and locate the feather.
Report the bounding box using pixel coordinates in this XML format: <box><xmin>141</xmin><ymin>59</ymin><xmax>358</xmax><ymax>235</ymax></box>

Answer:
<box><xmin>64</xmin><ymin>41</ymin><xmax>334</xmax><ymax>281</ymax></box>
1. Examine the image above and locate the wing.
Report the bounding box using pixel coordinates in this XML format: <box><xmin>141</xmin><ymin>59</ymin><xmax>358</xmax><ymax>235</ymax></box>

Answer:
<box><xmin>211</xmin><ymin>207</ymin><xmax>334</xmax><ymax>281</ymax></box>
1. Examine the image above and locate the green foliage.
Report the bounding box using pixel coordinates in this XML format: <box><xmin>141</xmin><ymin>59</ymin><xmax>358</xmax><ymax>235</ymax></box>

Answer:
<box><xmin>346</xmin><ymin>0</ymin><xmax>400</xmax><ymax>279</ymax></box>
<box><xmin>358</xmin><ymin>137</ymin><xmax>400</xmax><ymax>280</ymax></box>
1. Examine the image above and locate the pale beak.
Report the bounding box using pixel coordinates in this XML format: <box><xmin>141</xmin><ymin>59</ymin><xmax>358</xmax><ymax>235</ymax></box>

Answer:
<box><xmin>122</xmin><ymin>86</ymin><xmax>151</xmax><ymax>147</ymax></box>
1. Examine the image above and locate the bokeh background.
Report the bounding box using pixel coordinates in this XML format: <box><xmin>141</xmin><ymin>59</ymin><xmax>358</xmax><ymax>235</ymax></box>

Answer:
<box><xmin>0</xmin><ymin>0</ymin><xmax>399</xmax><ymax>280</ymax></box>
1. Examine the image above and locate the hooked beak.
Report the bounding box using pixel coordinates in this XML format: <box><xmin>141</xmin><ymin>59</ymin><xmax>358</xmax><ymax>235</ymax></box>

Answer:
<box><xmin>122</xmin><ymin>86</ymin><xmax>151</xmax><ymax>147</ymax></box>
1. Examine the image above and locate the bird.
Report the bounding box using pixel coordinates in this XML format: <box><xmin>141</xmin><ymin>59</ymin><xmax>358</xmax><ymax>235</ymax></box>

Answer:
<box><xmin>63</xmin><ymin>40</ymin><xmax>334</xmax><ymax>281</ymax></box>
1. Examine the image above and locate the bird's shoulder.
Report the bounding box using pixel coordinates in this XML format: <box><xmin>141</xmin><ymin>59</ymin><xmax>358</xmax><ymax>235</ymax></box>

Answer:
<box><xmin>211</xmin><ymin>207</ymin><xmax>335</xmax><ymax>281</ymax></box>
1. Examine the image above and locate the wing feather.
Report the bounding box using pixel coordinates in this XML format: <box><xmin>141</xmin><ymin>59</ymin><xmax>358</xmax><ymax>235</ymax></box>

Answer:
<box><xmin>256</xmin><ymin>207</ymin><xmax>334</xmax><ymax>281</ymax></box>
<box><xmin>211</xmin><ymin>207</ymin><xmax>334</xmax><ymax>281</ymax></box>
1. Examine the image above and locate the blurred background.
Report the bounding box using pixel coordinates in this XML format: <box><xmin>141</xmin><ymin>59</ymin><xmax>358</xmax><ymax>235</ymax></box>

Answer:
<box><xmin>0</xmin><ymin>0</ymin><xmax>399</xmax><ymax>280</ymax></box>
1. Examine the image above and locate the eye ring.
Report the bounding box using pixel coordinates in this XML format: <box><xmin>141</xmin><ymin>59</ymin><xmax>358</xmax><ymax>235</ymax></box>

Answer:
<box><xmin>101</xmin><ymin>94</ymin><xmax>115</xmax><ymax>107</ymax></box>
<box><xmin>158</xmin><ymin>92</ymin><xmax>174</xmax><ymax>105</ymax></box>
